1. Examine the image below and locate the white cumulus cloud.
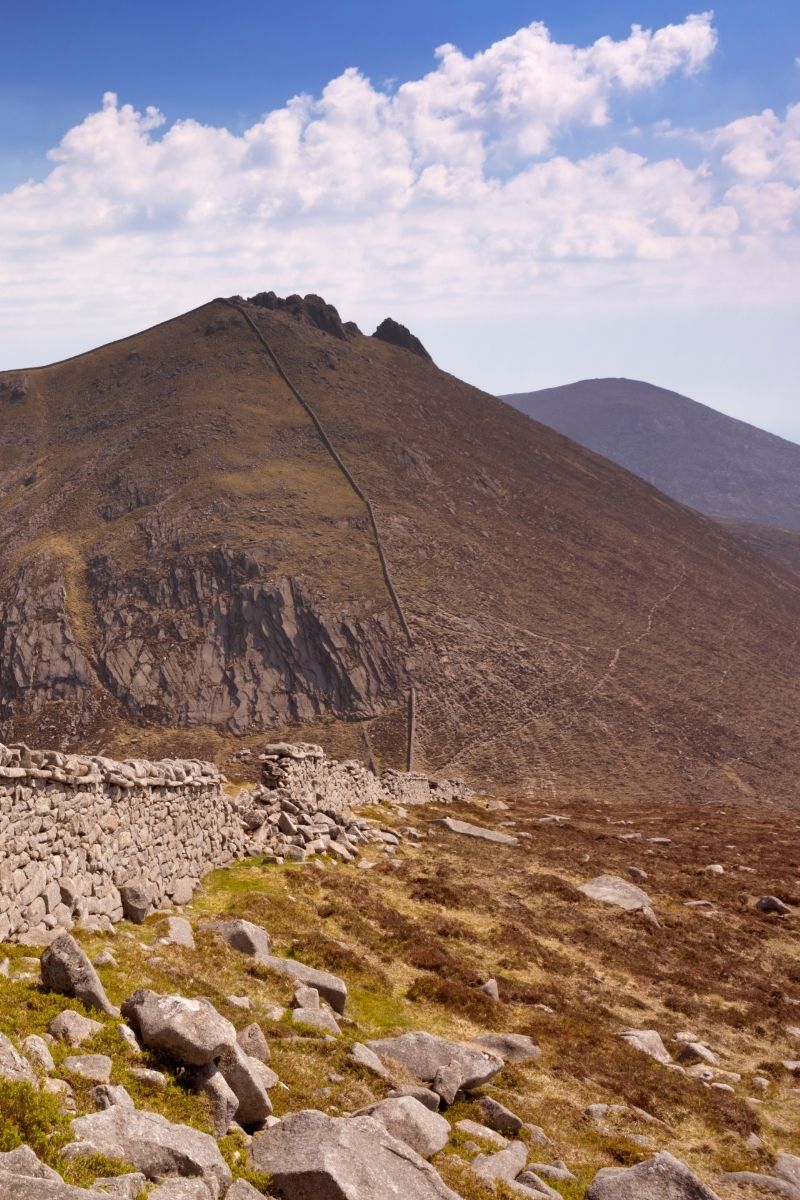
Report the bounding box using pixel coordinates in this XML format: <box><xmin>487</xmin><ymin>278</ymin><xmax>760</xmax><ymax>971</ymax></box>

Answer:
<box><xmin>0</xmin><ymin>10</ymin><xmax>799</xmax><ymax>371</ymax></box>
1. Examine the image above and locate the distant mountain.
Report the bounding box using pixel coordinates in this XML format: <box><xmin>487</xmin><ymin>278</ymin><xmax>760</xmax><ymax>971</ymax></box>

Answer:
<box><xmin>503</xmin><ymin>378</ymin><xmax>800</xmax><ymax>532</ymax></box>
<box><xmin>2</xmin><ymin>303</ymin><xmax>800</xmax><ymax>805</ymax></box>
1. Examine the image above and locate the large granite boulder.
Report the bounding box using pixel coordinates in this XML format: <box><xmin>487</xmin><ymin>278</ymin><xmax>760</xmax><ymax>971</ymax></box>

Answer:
<box><xmin>40</xmin><ymin>935</ymin><xmax>117</xmax><ymax>1016</ymax></box>
<box><xmin>365</xmin><ymin>1031</ymin><xmax>503</xmax><ymax>1091</ymax></box>
<box><xmin>587</xmin><ymin>1152</ymin><xmax>720</xmax><ymax>1199</ymax></box>
<box><xmin>250</xmin><ymin>1108</ymin><xmax>460</xmax><ymax>1198</ymax></box>
<box><xmin>67</xmin><ymin>1106</ymin><xmax>231</xmax><ymax>1198</ymax></box>
<box><xmin>120</xmin><ymin>991</ymin><xmax>236</xmax><ymax>1067</ymax></box>
<box><xmin>357</xmin><ymin>1096</ymin><xmax>450</xmax><ymax>1157</ymax></box>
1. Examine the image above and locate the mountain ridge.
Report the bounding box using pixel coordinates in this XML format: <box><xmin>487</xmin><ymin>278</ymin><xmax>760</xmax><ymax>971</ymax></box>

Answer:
<box><xmin>503</xmin><ymin>376</ymin><xmax>800</xmax><ymax>532</ymax></box>
<box><xmin>1</xmin><ymin>297</ymin><xmax>799</xmax><ymax>806</ymax></box>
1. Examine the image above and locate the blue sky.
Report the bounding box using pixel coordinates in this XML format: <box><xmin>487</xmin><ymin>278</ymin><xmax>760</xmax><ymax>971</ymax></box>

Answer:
<box><xmin>1</xmin><ymin>3</ymin><xmax>799</xmax><ymax>438</ymax></box>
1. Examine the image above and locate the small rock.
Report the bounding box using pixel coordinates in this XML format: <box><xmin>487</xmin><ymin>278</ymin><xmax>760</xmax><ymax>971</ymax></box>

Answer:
<box><xmin>129</xmin><ymin>1066</ymin><xmax>168</xmax><ymax>1088</ymax></box>
<box><xmin>432</xmin><ymin>817</ymin><xmax>518</xmax><ymax>846</ymax></box>
<box><xmin>472</xmin><ymin>1033</ymin><xmax>540</xmax><ymax>1065</ymax></box>
<box><xmin>63</xmin><ymin>1054</ymin><xmax>113</xmax><ymax>1082</ymax></box>
<box><xmin>455</xmin><ymin>1119</ymin><xmax>508</xmax><ymax>1148</ymax></box>
<box><xmin>361</xmin><ymin>1096</ymin><xmax>450</xmax><ymax>1157</ymax></box>
<box><xmin>472</xmin><ymin>1139</ymin><xmax>528</xmax><ymax>1183</ymax></box>
<box><xmin>349</xmin><ymin>1042</ymin><xmax>389</xmax><ymax>1079</ymax></box>
<box><xmin>477</xmin><ymin>1096</ymin><xmax>524</xmax><ymax>1134</ymax></box>
<box><xmin>121</xmin><ymin>990</ymin><xmax>236</xmax><ymax>1067</ymax></box>
<box><xmin>49</xmin><ymin>1010</ymin><xmax>103</xmax><ymax>1047</ymax></box>
<box><xmin>22</xmin><ymin>1034</ymin><xmax>56</xmax><ymax>1073</ymax></box>
<box><xmin>162</xmin><ymin>917</ymin><xmax>195</xmax><ymax>949</ymax></box>
<box><xmin>756</xmin><ymin>896</ymin><xmax>791</xmax><ymax>916</ymax></box>
<box><xmin>210</xmin><ymin>918</ymin><xmax>271</xmax><ymax>959</ymax></box>
<box><xmin>90</xmin><ymin>1083</ymin><xmax>135</xmax><ymax>1109</ymax></box>
<box><xmin>92</xmin><ymin>1172</ymin><xmax>147</xmax><ymax>1199</ymax></box>
<box><xmin>237</xmin><ymin>1024</ymin><xmax>269</xmax><ymax>1064</ymax></box>
<box><xmin>432</xmin><ymin>1061</ymin><xmax>462</xmax><ymax>1106</ymax></box>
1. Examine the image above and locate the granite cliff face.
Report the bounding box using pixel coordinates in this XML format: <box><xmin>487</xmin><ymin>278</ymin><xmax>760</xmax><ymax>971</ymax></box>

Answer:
<box><xmin>89</xmin><ymin>550</ymin><xmax>406</xmax><ymax>731</ymax></box>
<box><xmin>0</xmin><ymin>551</ymin><xmax>407</xmax><ymax>734</ymax></box>
<box><xmin>1</xmin><ymin>295</ymin><xmax>800</xmax><ymax>804</ymax></box>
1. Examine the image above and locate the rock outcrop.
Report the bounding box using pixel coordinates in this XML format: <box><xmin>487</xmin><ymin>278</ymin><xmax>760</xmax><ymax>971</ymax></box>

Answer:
<box><xmin>372</xmin><ymin>317</ymin><xmax>432</xmax><ymax>361</ymax></box>
<box><xmin>88</xmin><ymin>552</ymin><xmax>408</xmax><ymax>732</ymax></box>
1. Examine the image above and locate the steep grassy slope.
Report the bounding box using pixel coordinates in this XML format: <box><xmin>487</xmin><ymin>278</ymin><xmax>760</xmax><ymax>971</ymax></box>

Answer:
<box><xmin>504</xmin><ymin>378</ymin><xmax>800</xmax><ymax>531</ymax></box>
<box><xmin>1</xmin><ymin>298</ymin><xmax>800</xmax><ymax>805</ymax></box>
<box><xmin>0</xmin><ymin>785</ymin><xmax>798</xmax><ymax>1197</ymax></box>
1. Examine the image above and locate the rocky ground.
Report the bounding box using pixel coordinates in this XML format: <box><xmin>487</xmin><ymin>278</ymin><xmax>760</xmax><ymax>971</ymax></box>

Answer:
<box><xmin>0</xmin><ymin>781</ymin><xmax>798</xmax><ymax>1198</ymax></box>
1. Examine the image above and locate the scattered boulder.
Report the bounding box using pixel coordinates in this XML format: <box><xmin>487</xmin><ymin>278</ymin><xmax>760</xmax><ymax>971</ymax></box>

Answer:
<box><xmin>477</xmin><ymin>1096</ymin><xmax>524</xmax><ymax>1134</ymax></box>
<box><xmin>455</xmin><ymin>1120</ymin><xmax>508</xmax><ymax>1148</ymax></box>
<box><xmin>432</xmin><ymin>1061</ymin><xmax>462</xmax><ymax>1106</ymax></box>
<box><xmin>579</xmin><ymin>875</ymin><xmax>658</xmax><ymax>925</ymax></box>
<box><xmin>481</xmin><ymin>979</ymin><xmax>500</xmax><ymax>1001</ymax></box>
<box><xmin>776</xmin><ymin>1156</ymin><xmax>800</xmax><ymax>1189</ymax></box>
<box><xmin>147</xmin><ymin>1182</ymin><xmax>214</xmax><ymax>1199</ymax></box>
<box><xmin>217</xmin><ymin>1043</ymin><xmax>274</xmax><ymax>1128</ymax></box>
<box><xmin>185</xmin><ymin>1064</ymin><xmax>239</xmax><ymax>1137</ymax></box>
<box><xmin>91</xmin><ymin>1173</ymin><xmax>147</xmax><ymax>1199</ymax></box>
<box><xmin>119</xmin><ymin>881</ymin><xmax>153</xmax><ymax>925</ymax></box>
<box><xmin>62</xmin><ymin>1054</ymin><xmax>112</xmax><ymax>1083</ymax></box>
<box><xmin>66</xmin><ymin>1107</ymin><xmax>231</xmax><ymax>1198</ymax></box>
<box><xmin>161</xmin><ymin>918</ymin><xmax>195</xmax><ymax>949</ymax></box>
<box><xmin>0</xmin><ymin>1146</ymin><xmax>61</xmax><ymax>1180</ymax></box>
<box><xmin>676</xmin><ymin>1041</ymin><xmax>718</xmax><ymax>1067</ymax></box>
<box><xmin>756</xmin><ymin>896</ymin><xmax>791</xmax><ymax>916</ymax></box>
<box><xmin>617</xmin><ymin>1029</ymin><xmax>672</xmax><ymax>1065</ymax></box>
<box><xmin>0</xmin><ymin>1033</ymin><xmax>37</xmax><ymax>1084</ymax></box>
<box><xmin>129</xmin><ymin>1066</ymin><xmax>167</xmax><ymax>1088</ymax></box>
<box><xmin>349</xmin><ymin>1042</ymin><xmax>389</xmax><ymax>1079</ymax></box>
<box><xmin>718</xmin><ymin>1174</ymin><xmax>800</xmax><ymax>1197</ymax></box>
<box><xmin>472</xmin><ymin>1033</ymin><xmax>540</xmax><ymax>1065</ymax></box>
<box><xmin>292</xmin><ymin>1005</ymin><xmax>340</xmax><ymax>1036</ymax></box>
<box><xmin>0</xmin><ymin>1178</ymin><xmax>112</xmax><ymax>1198</ymax></box>
<box><xmin>237</xmin><ymin>1023</ymin><xmax>269</xmax><ymax>1064</ymax></box>
<box><xmin>250</xmin><ymin>1108</ymin><xmax>460</xmax><ymax>1198</ymax></box>
<box><xmin>22</xmin><ymin>1035</ymin><xmax>55</xmax><ymax>1073</ymax></box>
<box><xmin>365</xmin><ymin>1031</ymin><xmax>503</xmax><ymax>1091</ymax></box>
<box><xmin>49</xmin><ymin>1011</ymin><xmax>103</xmax><ymax>1047</ymax></box>
<box><xmin>471</xmin><ymin>1139</ymin><xmax>528</xmax><ymax>1183</ymax></box>
<box><xmin>225</xmin><ymin>1184</ymin><xmax>265</xmax><ymax>1200</ymax></box>
<box><xmin>225</xmin><ymin>1183</ymin><xmax>265</xmax><ymax>1200</ymax></box>
<box><xmin>89</xmin><ymin>1083</ymin><xmax>134</xmax><ymax>1110</ymax></box>
<box><xmin>360</xmin><ymin>1096</ymin><xmax>450</xmax><ymax>1157</ymax></box>
<box><xmin>257</xmin><ymin>957</ymin><xmax>347</xmax><ymax>1014</ymax></box>
<box><xmin>209</xmin><ymin>919</ymin><xmax>271</xmax><ymax>959</ymax></box>
<box><xmin>432</xmin><ymin>817</ymin><xmax>518</xmax><ymax>847</ymax></box>
<box><xmin>41</xmin><ymin>935</ymin><xmax>118</xmax><ymax>1016</ymax></box>
<box><xmin>120</xmin><ymin>991</ymin><xmax>236</xmax><ymax>1067</ymax></box>
<box><xmin>389</xmin><ymin>1086</ymin><xmax>441</xmax><ymax>1111</ymax></box>
<box><xmin>587</xmin><ymin>1151</ymin><xmax>721</xmax><ymax>1198</ymax></box>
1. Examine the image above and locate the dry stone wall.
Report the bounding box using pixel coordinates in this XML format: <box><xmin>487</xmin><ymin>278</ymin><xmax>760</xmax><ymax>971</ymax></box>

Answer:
<box><xmin>0</xmin><ymin>738</ymin><xmax>471</xmax><ymax>943</ymax></box>
<box><xmin>0</xmin><ymin>742</ymin><xmax>246</xmax><ymax>943</ymax></box>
